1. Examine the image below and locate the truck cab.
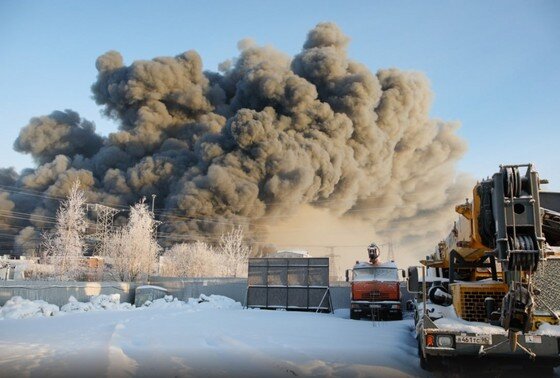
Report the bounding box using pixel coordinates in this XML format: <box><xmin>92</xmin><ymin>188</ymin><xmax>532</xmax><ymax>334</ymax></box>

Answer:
<box><xmin>347</xmin><ymin>261</ymin><xmax>403</xmax><ymax>320</ymax></box>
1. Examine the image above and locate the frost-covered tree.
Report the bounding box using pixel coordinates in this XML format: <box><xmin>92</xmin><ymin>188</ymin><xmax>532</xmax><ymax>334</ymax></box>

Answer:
<box><xmin>162</xmin><ymin>241</ymin><xmax>223</xmax><ymax>277</ymax></box>
<box><xmin>42</xmin><ymin>181</ymin><xmax>87</xmax><ymax>280</ymax></box>
<box><xmin>162</xmin><ymin>228</ymin><xmax>251</xmax><ymax>278</ymax></box>
<box><xmin>218</xmin><ymin>226</ymin><xmax>251</xmax><ymax>277</ymax></box>
<box><xmin>104</xmin><ymin>200</ymin><xmax>161</xmax><ymax>281</ymax></box>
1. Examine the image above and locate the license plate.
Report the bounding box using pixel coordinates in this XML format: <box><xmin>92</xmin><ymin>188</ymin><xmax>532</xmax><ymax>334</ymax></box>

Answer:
<box><xmin>525</xmin><ymin>335</ymin><xmax>542</xmax><ymax>344</ymax></box>
<box><xmin>456</xmin><ymin>334</ymin><xmax>492</xmax><ymax>345</ymax></box>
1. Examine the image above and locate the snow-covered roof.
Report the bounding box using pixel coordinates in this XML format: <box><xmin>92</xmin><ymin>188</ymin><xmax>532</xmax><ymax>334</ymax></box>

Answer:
<box><xmin>136</xmin><ymin>285</ymin><xmax>168</xmax><ymax>292</ymax></box>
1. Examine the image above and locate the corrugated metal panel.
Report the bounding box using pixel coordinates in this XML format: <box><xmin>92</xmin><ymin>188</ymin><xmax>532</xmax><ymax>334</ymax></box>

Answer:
<box><xmin>246</xmin><ymin>258</ymin><xmax>330</xmax><ymax>311</ymax></box>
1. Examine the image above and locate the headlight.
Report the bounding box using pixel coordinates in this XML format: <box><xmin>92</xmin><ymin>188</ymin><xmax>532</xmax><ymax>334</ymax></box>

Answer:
<box><xmin>436</xmin><ymin>335</ymin><xmax>454</xmax><ymax>348</ymax></box>
<box><xmin>391</xmin><ymin>304</ymin><xmax>401</xmax><ymax>309</ymax></box>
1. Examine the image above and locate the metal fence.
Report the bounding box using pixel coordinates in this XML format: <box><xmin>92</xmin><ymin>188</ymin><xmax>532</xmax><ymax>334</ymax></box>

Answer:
<box><xmin>0</xmin><ymin>281</ymin><xmax>135</xmax><ymax>306</ymax></box>
<box><xmin>0</xmin><ymin>274</ymin><xmax>359</xmax><ymax>310</ymax></box>
<box><xmin>246</xmin><ymin>257</ymin><xmax>331</xmax><ymax>311</ymax></box>
<box><xmin>147</xmin><ymin>276</ymin><xmax>248</xmax><ymax>304</ymax></box>
<box><xmin>0</xmin><ymin>278</ymin><xmax>247</xmax><ymax>307</ymax></box>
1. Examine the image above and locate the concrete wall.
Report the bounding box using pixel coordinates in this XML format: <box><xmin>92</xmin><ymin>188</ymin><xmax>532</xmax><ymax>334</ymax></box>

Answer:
<box><xmin>147</xmin><ymin>277</ymin><xmax>353</xmax><ymax>311</ymax></box>
<box><xmin>1</xmin><ymin>278</ymin><xmax>404</xmax><ymax>311</ymax></box>
<box><xmin>0</xmin><ymin>281</ymin><xmax>136</xmax><ymax>306</ymax></box>
<box><xmin>0</xmin><ymin>278</ymin><xmax>249</xmax><ymax>307</ymax></box>
<box><xmin>330</xmin><ymin>282</ymin><xmax>351</xmax><ymax>310</ymax></box>
<box><xmin>148</xmin><ymin>276</ymin><xmax>249</xmax><ymax>305</ymax></box>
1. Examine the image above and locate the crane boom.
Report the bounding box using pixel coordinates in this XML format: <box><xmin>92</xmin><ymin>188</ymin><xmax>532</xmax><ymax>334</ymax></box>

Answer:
<box><xmin>411</xmin><ymin>164</ymin><xmax>560</xmax><ymax>371</ymax></box>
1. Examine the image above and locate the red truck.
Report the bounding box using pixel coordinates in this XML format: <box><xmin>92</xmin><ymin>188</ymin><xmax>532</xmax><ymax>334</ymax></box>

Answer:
<box><xmin>346</xmin><ymin>243</ymin><xmax>403</xmax><ymax>320</ymax></box>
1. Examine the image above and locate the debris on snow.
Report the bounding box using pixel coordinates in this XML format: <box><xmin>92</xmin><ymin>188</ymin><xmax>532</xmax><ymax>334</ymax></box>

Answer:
<box><xmin>142</xmin><ymin>294</ymin><xmax>242</xmax><ymax>311</ymax></box>
<box><xmin>0</xmin><ymin>296</ymin><xmax>59</xmax><ymax>319</ymax></box>
<box><xmin>61</xmin><ymin>294</ymin><xmax>133</xmax><ymax>313</ymax></box>
<box><xmin>191</xmin><ymin>294</ymin><xmax>242</xmax><ymax>310</ymax></box>
<box><xmin>141</xmin><ymin>295</ymin><xmax>185</xmax><ymax>309</ymax></box>
<box><xmin>1</xmin><ymin>294</ymin><xmax>242</xmax><ymax>319</ymax></box>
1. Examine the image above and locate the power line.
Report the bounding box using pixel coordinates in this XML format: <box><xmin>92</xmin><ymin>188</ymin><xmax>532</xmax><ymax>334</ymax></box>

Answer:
<box><xmin>0</xmin><ymin>185</ymin><xmax>66</xmax><ymax>202</ymax></box>
<box><xmin>0</xmin><ymin>185</ymin><xmax>444</xmax><ymax>252</ymax></box>
<box><xmin>1</xmin><ymin>184</ymin><xmax>442</xmax><ymax>229</ymax></box>
<box><xmin>1</xmin><ymin>182</ymin><xmax>429</xmax><ymax>216</ymax></box>
<box><xmin>0</xmin><ymin>209</ymin><xmax>57</xmax><ymax>221</ymax></box>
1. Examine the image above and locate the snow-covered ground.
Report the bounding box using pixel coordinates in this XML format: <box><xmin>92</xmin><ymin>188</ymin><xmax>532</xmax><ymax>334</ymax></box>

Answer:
<box><xmin>3</xmin><ymin>295</ymin><xmax>559</xmax><ymax>377</ymax></box>
<box><xmin>0</xmin><ymin>295</ymin><xmax>423</xmax><ymax>377</ymax></box>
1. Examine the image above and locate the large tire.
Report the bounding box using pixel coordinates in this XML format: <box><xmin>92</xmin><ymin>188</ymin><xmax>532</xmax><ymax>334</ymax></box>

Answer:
<box><xmin>418</xmin><ymin>339</ymin><xmax>439</xmax><ymax>371</ymax></box>
<box><xmin>524</xmin><ymin>365</ymin><xmax>554</xmax><ymax>377</ymax></box>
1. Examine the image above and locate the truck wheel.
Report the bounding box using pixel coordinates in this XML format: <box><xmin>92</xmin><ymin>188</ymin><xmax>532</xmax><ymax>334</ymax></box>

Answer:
<box><xmin>525</xmin><ymin>365</ymin><xmax>553</xmax><ymax>377</ymax></box>
<box><xmin>394</xmin><ymin>311</ymin><xmax>403</xmax><ymax>321</ymax></box>
<box><xmin>418</xmin><ymin>339</ymin><xmax>439</xmax><ymax>371</ymax></box>
<box><xmin>350</xmin><ymin>309</ymin><xmax>360</xmax><ymax>320</ymax></box>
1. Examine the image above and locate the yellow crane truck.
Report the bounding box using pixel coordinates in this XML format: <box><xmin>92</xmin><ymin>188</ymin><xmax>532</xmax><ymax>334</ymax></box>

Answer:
<box><xmin>408</xmin><ymin>164</ymin><xmax>560</xmax><ymax>374</ymax></box>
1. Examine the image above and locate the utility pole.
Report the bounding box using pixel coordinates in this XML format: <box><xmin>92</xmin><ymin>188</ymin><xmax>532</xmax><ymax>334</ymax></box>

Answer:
<box><xmin>150</xmin><ymin>194</ymin><xmax>164</xmax><ymax>275</ymax></box>
<box><xmin>150</xmin><ymin>194</ymin><xmax>161</xmax><ymax>245</ymax></box>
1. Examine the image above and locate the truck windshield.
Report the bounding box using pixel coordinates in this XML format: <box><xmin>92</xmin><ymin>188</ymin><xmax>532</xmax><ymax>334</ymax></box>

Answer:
<box><xmin>353</xmin><ymin>268</ymin><xmax>398</xmax><ymax>282</ymax></box>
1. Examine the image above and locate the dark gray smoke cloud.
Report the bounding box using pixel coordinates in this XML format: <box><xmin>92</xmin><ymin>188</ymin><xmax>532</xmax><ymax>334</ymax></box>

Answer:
<box><xmin>14</xmin><ymin>110</ymin><xmax>104</xmax><ymax>165</ymax></box>
<box><xmin>0</xmin><ymin>23</ymin><xmax>469</xmax><ymax>254</ymax></box>
<box><xmin>14</xmin><ymin>226</ymin><xmax>39</xmax><ymax>257</ymax></box>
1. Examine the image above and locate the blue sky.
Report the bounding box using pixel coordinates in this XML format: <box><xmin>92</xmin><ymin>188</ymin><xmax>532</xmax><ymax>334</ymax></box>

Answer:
<box><xmin>1</xmin><ymin>0</ymin><xmax>559</xmax><ymax>189</ymax></box>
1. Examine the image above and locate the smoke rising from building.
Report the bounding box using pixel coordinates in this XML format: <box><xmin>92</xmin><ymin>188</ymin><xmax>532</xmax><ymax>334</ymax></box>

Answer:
<box><xmin>0</xmin><ymin>23</ymin><xmax>470</xmax><ymax>256</ymax></box>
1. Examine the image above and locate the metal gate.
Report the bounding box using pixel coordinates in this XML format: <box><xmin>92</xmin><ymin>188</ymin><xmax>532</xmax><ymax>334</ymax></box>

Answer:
<box><xmin>246</xmin><ymin>257</ymin><xmax>331</xmax><ymax>311</ymax></box>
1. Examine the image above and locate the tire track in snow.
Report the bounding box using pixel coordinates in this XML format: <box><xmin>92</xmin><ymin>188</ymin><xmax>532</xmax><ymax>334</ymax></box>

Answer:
<box><xmin>106</xmin><ymin>321</ymin><xmax>139</xmax><ymax>378</ymax></box>
<box><xmin>201</xmin><ymin>332</ymin><xmax>414</xmax><ymax>378</ymax></box>
<box><xmin>0</xmin><ymin>341</ymin><xmax>53</xmax><ymax>378</ymax></box>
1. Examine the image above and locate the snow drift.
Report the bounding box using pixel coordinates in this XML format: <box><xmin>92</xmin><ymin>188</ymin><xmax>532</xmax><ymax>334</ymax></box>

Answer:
<box><xmin>0</xmin><ymin>299</ymin><xmax>423</xmax><ymax>377</ymax></box>
<box><xmin>0</xmin><ymin>293</ymin><xmax>241</xmax><ymax>320</ymax></box>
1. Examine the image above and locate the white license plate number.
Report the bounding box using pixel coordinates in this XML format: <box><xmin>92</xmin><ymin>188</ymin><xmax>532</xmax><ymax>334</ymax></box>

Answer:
<box><xmin>456</xmin><ymin>335</ymin><xmax>492</xmax><ymax>345</ymax></box>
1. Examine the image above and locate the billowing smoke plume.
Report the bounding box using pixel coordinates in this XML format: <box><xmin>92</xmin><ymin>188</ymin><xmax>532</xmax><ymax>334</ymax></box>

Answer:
<box><xmin>0</xmin><ymin>23</ymin><xmax>470</xmax><ymax>257</ymax></box>
<box><xmin>14</xmin><ymin>110</ymin><xmax>104</xmax><ymax>165</ymax></box>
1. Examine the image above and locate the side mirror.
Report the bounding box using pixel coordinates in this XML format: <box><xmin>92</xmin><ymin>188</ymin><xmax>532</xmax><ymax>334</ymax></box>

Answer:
<box><xmin>406</xmin><ymin>300</ymin><xmax>415</xmax><ymax>312</ymax></box>
<box><xmin>407</xmin><ymin>266</ymin><xmax>420</xmax><ymax>293</ymax></box>
<box><xmin>345</xmin><ymin>269</ymin><xmax>351</xmax><ymax>282</ymax></box>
